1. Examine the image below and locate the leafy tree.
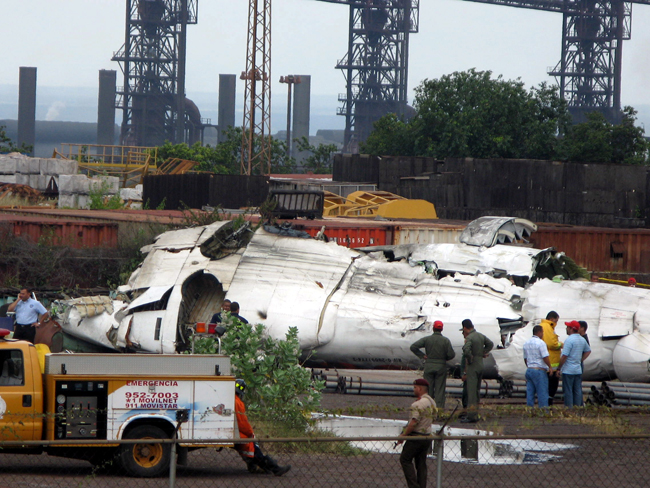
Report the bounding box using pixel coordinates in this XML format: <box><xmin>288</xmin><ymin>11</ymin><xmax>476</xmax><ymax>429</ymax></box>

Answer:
<box><xmin>362</xmin><ymin>69</ymin><xmax>570</xmax><ymax>160</ymax></box>
<box><xmin>0</xmin><ymin>125</ymin><xmax>32</xmax><ymax>154</ymax></box>
<box><xmin>190</xmin><ymin>315</ymin><xmax>323</xmax><ymax>427</ymax></box>
<box><xmin>560</xmin><ymin>106</ymin><xmax>649</xmax><ymax>165</ymax></box>
<box><xmin>154</xmin><ymin>127</ymin><xmax>296</xmax><ymax>175</ymax></box>
<box><xmin>294</xmin><ymin>137</ymin><xmax>339</xmax><ymax>174</ymax></box>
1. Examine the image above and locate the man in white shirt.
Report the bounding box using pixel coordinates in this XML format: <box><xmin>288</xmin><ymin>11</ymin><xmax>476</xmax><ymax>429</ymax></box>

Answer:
<box><xmin>7</xmin><ymin>287</ymin><xmax>49</xmax><ymax>344</ymax></box>
<box><xmin>523</xmin><ymin>325</ymin><xmax>553</xmax><ymax>407</ymax></box>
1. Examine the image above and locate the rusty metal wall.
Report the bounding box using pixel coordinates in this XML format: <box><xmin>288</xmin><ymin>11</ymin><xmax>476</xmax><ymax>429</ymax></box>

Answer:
<box><xmin>532</xmin><ymin>226</ymin><xmax>650</xmax><ymax>274</ymax></box>
<box><xmin>0</xmin><ymin>215</ymin><xmax>118</xmax><ymax>249</ymax></box>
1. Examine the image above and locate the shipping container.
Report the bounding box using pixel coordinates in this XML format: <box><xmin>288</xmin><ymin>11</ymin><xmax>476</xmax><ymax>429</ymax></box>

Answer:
<box><xmin>0</xmin><ymin>214</ymin><xmax>118</xmax><ymax>248</ymax></box>
<box><xmin>290</xmin><ymin>219</ymin><xmax>391</xmax><ymax>248</ymax></box>
<box><xmin>392</xmin><ymin>223</ymin><xmax>466</xmax><ymax>245</ymax></box>
<box><xmin>533</xmin><ymin>225</ymin><xmax>650</xmax><ymax>274</ymax></box>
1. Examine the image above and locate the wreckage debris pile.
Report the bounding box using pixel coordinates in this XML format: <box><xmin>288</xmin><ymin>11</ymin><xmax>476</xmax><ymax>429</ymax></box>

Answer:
<box><xmin>313</xmin><ymin>370</ymin><xmax>650</xmax><ymax>407</ymax></box>
<box><xmin>0</xmin><ymin>183</ymin><xmax>42</xmax><ymax>202</ymax></box>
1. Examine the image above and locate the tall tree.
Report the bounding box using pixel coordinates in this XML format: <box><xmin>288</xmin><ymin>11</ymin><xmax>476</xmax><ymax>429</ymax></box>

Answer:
<box><xmin>362</xmin><ymin>70</ymin><xmax>570</xmax><ymax>160</ymax></box>
<box><xmin>295</xmin><ymin>137</ymin><xmax>339</xmax><ymax>174</ymax></box>
<box><xmin>560</xmin><ymin>107</ymin><xmax>648</xmax><ymax>165</ymax></box>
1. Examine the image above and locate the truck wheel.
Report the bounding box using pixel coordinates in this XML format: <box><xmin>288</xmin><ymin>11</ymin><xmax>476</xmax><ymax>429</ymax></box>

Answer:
<box><xmin>119</xmin><ymin>425</ymin><xmax>170</xmax><ymax>477</ymax></box>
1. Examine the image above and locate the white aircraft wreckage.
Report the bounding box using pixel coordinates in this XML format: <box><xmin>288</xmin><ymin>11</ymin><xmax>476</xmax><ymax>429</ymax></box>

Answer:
<box><xmin>54</xmin><ymin>217</ymin><xmax>650</xmax><ymax>383</ymax></box>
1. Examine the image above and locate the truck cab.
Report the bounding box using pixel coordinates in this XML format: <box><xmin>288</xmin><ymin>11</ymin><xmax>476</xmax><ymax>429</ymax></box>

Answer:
<box><xmin>0</xmin><ymin>334</ymin><xmax>44</xmax><ymax>441</ymax></box>
<box><xmin>0</xmin><ymin>330</ymin><xmax>237</xmax><ymax>477</ymax></box>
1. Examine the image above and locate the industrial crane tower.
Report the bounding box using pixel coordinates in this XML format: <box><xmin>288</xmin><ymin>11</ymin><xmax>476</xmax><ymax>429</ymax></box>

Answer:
<box><xmin>240</xmin><ymin>0</ymin><xmax>272</xmax><ymax>175</ymax></box>
<box><xmin>112</xmin><ymin>0</ymin><xmax>199</xmax><ymax>147</ymax></box>
<box><xmin>318</xmin><ymin>0</ymin><xmax>419</xmax><ymax>152</ymax></box>
<box><xmin>464</xmin><ymin>0</ymin><xmax>650</xmax><ymax>124</ymax></box>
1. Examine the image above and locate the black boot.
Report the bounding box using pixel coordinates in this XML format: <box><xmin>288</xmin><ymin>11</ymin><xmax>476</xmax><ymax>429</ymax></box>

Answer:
<box><xmin>263</xmin><ymin>455</ymin><xmax>291</xmax><ymax>476</ymax></box>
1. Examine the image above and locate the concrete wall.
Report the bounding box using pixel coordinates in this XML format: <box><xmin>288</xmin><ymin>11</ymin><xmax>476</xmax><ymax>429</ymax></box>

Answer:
<box><xmin>333</xmin><ymin>154</ymin><xmax>649</xmax><ymax>228</ymax></box>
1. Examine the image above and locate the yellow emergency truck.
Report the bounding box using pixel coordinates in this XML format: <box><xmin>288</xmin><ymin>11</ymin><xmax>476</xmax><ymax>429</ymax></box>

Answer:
<box><xmin>0</xmin><ymin>330</ymin><xmax>236</xmax><ymax>477</ymax></box>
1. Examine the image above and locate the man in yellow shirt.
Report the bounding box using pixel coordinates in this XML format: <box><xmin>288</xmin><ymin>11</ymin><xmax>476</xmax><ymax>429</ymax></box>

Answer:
<box><xmin>540</xmin><ymin>311</ymin><xmax>562</xmax><ymax>406</ymax></box>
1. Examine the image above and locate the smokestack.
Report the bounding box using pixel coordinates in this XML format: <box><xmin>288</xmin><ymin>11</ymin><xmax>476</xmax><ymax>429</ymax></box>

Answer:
<box><xmin>218</xmin><ymin>74</ymin><xmax>236</xmax><ymax>144</ymax></box>
<box><xmin>292</xmin><ymin>75</ymin><xmax>311</xmax><ymax>163</ymax></box>
<box><xmin>18</xmin><ymin>67</ymin><xmax>37</xmax><ymax>155</ymax></box>
<box><xmin>97</xmin><ymin>70</ymin><xmax>117</xmax><ymax>146</ymax></box>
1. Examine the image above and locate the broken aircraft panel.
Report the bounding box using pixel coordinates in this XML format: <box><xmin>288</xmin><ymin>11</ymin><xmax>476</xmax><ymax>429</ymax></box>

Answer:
<box><xmin>56</xmin><ymin>219</ymin><xmax>650</xmax><ymax>383</ymax></box>
<box><xmin>459</xmin><ymin>216</ymin><xmax>537</xmax><ymax>247</ymax></box>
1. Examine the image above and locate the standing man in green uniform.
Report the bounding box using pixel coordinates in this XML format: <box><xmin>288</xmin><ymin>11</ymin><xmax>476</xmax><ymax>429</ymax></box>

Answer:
<box><xmin>410</xmin><ymin>320</ymin><xmax>456</xmax><ymax>409</ymax></box>
<box><xmin>460</xmin><ymin>319</ymin><xmax>494</xmax><ymax>424</ymax></box>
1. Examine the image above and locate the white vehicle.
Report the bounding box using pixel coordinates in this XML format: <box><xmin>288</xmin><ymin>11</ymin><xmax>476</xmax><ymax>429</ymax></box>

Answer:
<box><xmin>56</xmin><ymin>218</ymin><xmax>650</xmax><ymax>383</ymax></box>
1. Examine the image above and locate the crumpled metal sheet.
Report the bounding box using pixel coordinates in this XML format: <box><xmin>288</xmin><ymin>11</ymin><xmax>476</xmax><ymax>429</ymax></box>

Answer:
<box><xmin>54</xmin><ymin>295</ymin><xmax>115</xmax><ymax>321</ymax></box>
<box><xmin>406</xmin><ymin>243</ymin><xmax>552</xmax><ymax>279</ymax></box>
<box><xmin>460</xmin><ymin>216</ymin><xmax>537</xmax><ymax>247</ymax></box>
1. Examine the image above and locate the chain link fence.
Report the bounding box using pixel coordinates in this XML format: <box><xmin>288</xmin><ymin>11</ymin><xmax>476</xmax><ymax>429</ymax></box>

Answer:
<box><xmin>1</xmin><ymin>432</ymin><xmax>649</xmax><ymax>488</ymax></box>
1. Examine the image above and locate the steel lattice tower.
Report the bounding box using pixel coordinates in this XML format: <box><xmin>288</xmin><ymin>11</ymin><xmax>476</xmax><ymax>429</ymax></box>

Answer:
<box><xmin>240</xmin><ymin>0</ymin><xmax>272</xmax><ymax>175</ymax></box>
<box><xmin>112</xmin><ymin>0</ymin><xmax>198</xmax><ymax>147</ymax></box>
<box><xmin>318</xmin><ymin>1</ymin><xmax>419</xmax><ymax>152</ymax></box>
<box><xmin>463</xmin><ymin>0</ymin><xmax>649</xmax><ymax>123</ymax></box>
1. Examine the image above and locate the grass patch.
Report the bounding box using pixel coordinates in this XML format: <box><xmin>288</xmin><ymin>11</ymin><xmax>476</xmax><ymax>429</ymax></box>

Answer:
<box><xmin>475</xmin><ymin>404</ymin><xmax>646</xmax><ymax>435</ymax></box>
<box><xmin>0</xmin><ymin>194</ymin><xmax>56</xmax><ymax>207</ymax></box>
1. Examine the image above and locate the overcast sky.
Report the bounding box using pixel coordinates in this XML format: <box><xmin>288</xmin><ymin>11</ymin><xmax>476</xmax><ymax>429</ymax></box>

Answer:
<box><xmin>3</xmin><ymin>0</ymin><xmax>650</xmax><ymax>127</ymax></box>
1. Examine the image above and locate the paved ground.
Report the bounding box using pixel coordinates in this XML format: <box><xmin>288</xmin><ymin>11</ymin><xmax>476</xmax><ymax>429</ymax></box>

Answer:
<box><xmin>2</xmin><ymin>390</ymin><xmax>650</xmax><ymax>488</ymax></box>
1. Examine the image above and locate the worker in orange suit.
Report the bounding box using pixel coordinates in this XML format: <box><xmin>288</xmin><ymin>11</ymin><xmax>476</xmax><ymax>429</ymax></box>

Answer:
<box><xmin>234</xmin><ymin>379</ymin><xmax>291</xmax><ymax>476</ymax></box>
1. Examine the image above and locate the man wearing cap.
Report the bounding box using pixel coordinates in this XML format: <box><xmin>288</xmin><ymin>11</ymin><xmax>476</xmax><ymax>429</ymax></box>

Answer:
<box><xmin>397</xmin><ymin>378</ymin><xmax>436</xmax><ymax>488</ymax></box>
<box><xmin>410</xmin><ymin>320</ymin><xmax>456</xmax><ymax>409</ymax></box>
<box><xmin>558</xmin><ymin>321</ymin><xmax>591</xmax><ymax>407</ymax></box>
<box><xmin>460</xmin><ymin>319</ymin><xmax>493</xmax><ymax>423</ymax></box>
<box><xmin>523</xmin><ymin>325</ymin><xmax>552</xmax><ymax>407</ymax></box>
<box><xmin>540</xmin><ymin>311</ymin><xmax>562</xmax><ymax>406</ymax></box>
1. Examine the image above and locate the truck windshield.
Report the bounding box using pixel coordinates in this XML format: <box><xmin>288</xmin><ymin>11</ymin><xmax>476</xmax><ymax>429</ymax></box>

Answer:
<box><xmin>0</xmin><ymin>350</ymin><xmax>24</xmax><ymax>386</ymax></box>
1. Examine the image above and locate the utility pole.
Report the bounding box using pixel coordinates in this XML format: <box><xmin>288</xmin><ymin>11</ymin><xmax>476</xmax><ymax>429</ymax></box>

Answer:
<box><xmin>279</xmin><ymin>75</ymin><xmax>301</xmax><ymax>158</ymax></box>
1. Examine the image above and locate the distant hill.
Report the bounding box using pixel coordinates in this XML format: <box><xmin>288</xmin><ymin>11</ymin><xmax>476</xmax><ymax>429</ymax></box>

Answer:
<box><xmin>0</xmin><ymin>119</ymin><xmax>118</xmax><ymax>158</ymax></box>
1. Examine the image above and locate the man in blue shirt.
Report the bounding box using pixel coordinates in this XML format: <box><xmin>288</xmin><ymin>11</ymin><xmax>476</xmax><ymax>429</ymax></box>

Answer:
<box><xmin>7</xmin><ymin>287</ymin><xmax>49</xmax><ymax>344</ymax></box>
<box><xmin>558</xmin><ymin>320</ymin><xmax>591</xmax><ymax>407</ymax></box>
<box><xmin>523</xmin><ymin>326</ymin><xmax>553</xmax><ymax>407</ymax></box>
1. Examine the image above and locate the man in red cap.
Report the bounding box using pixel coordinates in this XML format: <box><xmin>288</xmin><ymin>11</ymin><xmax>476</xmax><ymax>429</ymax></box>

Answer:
<box><xmin>410</xmin><ymin>320</ymin><xmax>456</xmax><ymax>409</ymax></box>
<box><xmin>557</xmin><ymin>320</ymin><xmax>591</xmax><ymax>407</ymax></box>
<box><xmin>397</xmin><ymin>378</ymin><xmax>436</xmax><ymax>488</ymax></box>
<box><xmin>628</xmin><ymin>277</ymin><xmax>637</xmax><ymax>287</ymax></box>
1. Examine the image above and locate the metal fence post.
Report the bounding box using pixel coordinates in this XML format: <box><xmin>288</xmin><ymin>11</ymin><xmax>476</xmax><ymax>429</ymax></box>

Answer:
<box><xmin>169</xmin><ymin>438</ymin><xmax>177</xmax><ymax>488</ymax></box>
<box><xmin>436</xmin><ymin>435</ymin><xmax>444</xmax><ymax>488</ymax></box>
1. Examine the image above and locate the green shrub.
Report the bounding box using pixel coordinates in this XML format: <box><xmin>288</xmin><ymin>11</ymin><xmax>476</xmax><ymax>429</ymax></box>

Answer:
<box><xmin>190</xmin><ymin>315</ymin><xmax>323</xmax><ymax>428</ymax></box>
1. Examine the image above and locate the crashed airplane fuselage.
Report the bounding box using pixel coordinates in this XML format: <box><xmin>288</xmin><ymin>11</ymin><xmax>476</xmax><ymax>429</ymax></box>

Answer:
<box><xmin>58</xmin><ymin>219</ymin><xmax>650</xmax><ymax>383</ymax></box>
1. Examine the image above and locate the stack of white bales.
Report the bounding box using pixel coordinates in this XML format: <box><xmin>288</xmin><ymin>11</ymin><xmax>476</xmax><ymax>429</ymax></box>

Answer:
<box><xmin>0</xmin><ymin>152</ymin><xmax>78</xmax><ymax>190</ymax></box>
<box><xmin>59</xmin><ymin>174</ymin><xmax>120</xmax><ymax>209</ymax></box>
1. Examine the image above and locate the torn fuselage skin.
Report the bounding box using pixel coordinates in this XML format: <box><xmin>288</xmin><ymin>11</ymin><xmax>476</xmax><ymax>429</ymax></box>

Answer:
<box><xmin>58</xmin><ymin>219</ymin><xmax>650</xmax><ymax>383</ymax></box>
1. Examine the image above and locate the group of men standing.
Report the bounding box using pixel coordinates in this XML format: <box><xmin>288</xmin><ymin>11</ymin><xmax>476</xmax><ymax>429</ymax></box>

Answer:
<box><xmin>401</xmin><ymin>318</ymin><xmax>493</xmax><ymax>488</ymax></box>
<box><xmin>409</xmin><ymin>318</ymin><xmax>493</xmax><ymax>423</ymax></box>
<box><xmin>525</xmin><ymin>311</ymin><xmax>591</xmax><ymax>407</ymax></box>
<box><xmin>400</xmin><ymin>313</ymin><xmax>591</xmax><ymax>488</ymax></box>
